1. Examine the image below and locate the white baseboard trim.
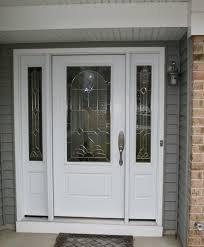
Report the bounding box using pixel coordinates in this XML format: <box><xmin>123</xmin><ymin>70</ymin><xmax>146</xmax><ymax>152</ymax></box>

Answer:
<box><xmin>16</xmin><ymin>220</ymin><xmax>163</xmax><ymax>237</ymax></box>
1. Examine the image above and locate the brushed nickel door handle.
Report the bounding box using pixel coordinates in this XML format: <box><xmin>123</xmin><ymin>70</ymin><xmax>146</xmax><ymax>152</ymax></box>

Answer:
<box><xmin>118</xmin><ymin>131</ymin><xmax>125</xmax><ymax>166</ymax></box>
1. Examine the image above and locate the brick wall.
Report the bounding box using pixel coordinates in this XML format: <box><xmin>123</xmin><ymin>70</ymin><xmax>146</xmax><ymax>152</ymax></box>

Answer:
<box><xmin>188</xmin><ymin>36</ymin><xmax>204</xmax><ymax>247</ymax></box>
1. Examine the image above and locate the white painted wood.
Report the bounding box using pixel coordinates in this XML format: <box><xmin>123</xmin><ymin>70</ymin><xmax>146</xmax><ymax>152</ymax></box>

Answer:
<box><xmin>18</xmin><ymin>55</ymin><xmax>48</xmax><ymax>216</ymax></box>
<box><xmin>52</xmin><ymin>55</ymin><xmax>126</xmax><ymax>218</ymax></box>
<box><xmin>45</xmin><ymin>55</ymin><xmax>54</xmax><ymax>221</ymax></box>
<box><xmin>188</xmin><ymin>0</ymin><xmax>204</xmax><ymax>35</ymax></box>
<box><xmin>16</xmin><ymin>220</ymin><xmax>163</xmax><ymax>236</ymax></box>
<box><xmin>124</xmin><ymin>53</ymin><xmax>130</xmax><ymax>224</ymax></box>
<box><xmin>129</xmin><ymin>52</ymin><xmax>164</xmax><ymax>222</ymax></box>
<box><xmin>0</xmin><ymin>0</ymin><xmax>189</xmax><ymax>6</ymax></box>
<box><xmin>13</xmin><ymin>47</ymin><xmax>172</xmax><ymax>55</ymax></box>
<box><xmin>0</xmin><ymin>3</ymin><xmax>188</xmax><ymax>32</ymax></box>
<box><xmin>14</xmin><ymin>47</ymin><xmax>164</xmax><ymax>234</ymax></box>
<box><xmin>14</xmin><ymin>54</ymin><xmax>25</xmax><ymax>221</ymax></box>
<box><xmin>191</xmin><ymin>0</ymin><xmax>204</xmax><ymax>11</ymax></box>
<box><xmin>129</xmin><ymin>54</ymin><xmax>156</xmax><ymax>219</ymax></box>
<box><xmin>191</xmin><ymin>12</ymin><xmax>204</xmax><ymax>35</ymax></box>
<box><xmin>157</xmin><ymin>49</ymin><xmax>165</xmax><ymax>226</ymax></box>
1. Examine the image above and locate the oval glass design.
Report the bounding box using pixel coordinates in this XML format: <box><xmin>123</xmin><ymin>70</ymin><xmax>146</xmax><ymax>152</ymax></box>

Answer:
<box><xmin>28</xmin><ymin>67</ymin><xmax>43</xmax><ymax>161</ymax></box>
<box><xmin>67</xmin><ymin>67</ymin><xmax>111</xmax><ymax>162</ymax></box>
<box><xmin>136</xmin><ymin>66</ymin><xmax>152</xmax><ymax>163</ymax></box>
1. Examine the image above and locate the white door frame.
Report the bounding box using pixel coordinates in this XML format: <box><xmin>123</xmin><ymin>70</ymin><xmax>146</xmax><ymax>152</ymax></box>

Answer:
<box><xmin>14</xmin><ymin>47</ymin><xmax>165</xmax><ymax>235</ymax></box>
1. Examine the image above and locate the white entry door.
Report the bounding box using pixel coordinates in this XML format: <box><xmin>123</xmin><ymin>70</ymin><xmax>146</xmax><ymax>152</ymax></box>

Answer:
<box><xmin>53</xmin><ymin>55</ymin><xmax>126</xmax><ymax>218</ymax></box>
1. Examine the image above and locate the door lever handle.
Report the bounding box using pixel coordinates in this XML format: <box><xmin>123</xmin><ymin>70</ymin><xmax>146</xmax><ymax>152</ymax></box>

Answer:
<box><xmin>118</xmin><ymin>131</ymin><xmax>125</xmax><ymax>166</ymax></box>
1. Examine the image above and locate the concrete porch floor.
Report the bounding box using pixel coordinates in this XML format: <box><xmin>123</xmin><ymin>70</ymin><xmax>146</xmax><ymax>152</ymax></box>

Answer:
<box><xmin>0</xmin><ymin>230</ymin><xmax>181</xmax><ymax>247</ymax></box>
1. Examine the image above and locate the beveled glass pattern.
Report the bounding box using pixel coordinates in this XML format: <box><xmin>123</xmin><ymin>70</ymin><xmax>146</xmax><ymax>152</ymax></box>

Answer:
<box><xmin>67</xmin><ymin>66</ymin><xmax>111</xmax><ymax>162</ymax></box>
<box><xmin>28</xmin><ymin>67</ymin><xmax>43</xmax><ymax>161</ymax></box>
<box><xmin>136</xmin><ymin>66</ymin><xmax>151</xmax><ymax>163</ymax></box>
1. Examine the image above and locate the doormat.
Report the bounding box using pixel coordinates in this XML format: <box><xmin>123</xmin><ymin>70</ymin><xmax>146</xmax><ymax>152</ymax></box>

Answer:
<box><xmin>54</xmin><ymin>233</ymin><xmax>133</xmax><ymax>247</ymax></box>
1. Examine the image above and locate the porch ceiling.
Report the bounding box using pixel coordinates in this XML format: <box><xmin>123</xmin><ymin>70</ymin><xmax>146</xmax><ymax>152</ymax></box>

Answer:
<box><xmin>0</xmin><ymin>0</ymin><xmax>189</xmax><ymax>6</ymax></box>
<box><xmin>0</xmin><ymin>27</ymin><xmax>187</xmax><ymax>44</ymax></box>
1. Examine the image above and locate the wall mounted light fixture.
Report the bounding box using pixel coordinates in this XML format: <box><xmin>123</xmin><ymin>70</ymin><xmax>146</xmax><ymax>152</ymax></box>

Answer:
<box><xmin>167</xmin><ymin>61</ymin><xmax>179</xmax><ymax>86</ymax></box>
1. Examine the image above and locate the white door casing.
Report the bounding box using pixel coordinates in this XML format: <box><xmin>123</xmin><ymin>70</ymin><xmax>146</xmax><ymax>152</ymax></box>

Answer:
<box><xmin>52</xmin><ymin>55</ymin><xmax>126</xmax><ymax>218</ymax></box>
<box><xmin>14</xmin><ymin>48</ymin><xmax>164</xmax><ymax>233</ymax></box>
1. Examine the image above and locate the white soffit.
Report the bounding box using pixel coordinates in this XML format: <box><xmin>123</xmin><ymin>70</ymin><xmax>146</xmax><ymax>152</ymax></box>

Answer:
<box><xmin>0</xmin><ymin>27</ymin><xmax>187</xmax><ymax>44</ymax></box>
<box><xmin>0</xmin><ymin>3</ymin><xmax>188</xmax><ymax>32</ymax></box>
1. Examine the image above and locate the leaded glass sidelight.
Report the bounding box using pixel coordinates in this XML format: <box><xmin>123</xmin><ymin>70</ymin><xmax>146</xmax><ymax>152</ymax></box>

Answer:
<box><xmin>28</xmin><ymin>67</ymin><xmax>43</xmax><ymax>161</ymax></box>
<box><xmin>67</xmin><ymin>67</ymin><xmax>111</xmax><ymax>162</ymax></box>
<box><xmin>136</xmin><ymin>66</ymin><xmax>152</xmax><ymax>163</ymax></box>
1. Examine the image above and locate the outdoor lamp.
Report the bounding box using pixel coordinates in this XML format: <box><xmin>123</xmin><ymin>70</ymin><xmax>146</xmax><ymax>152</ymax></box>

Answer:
<box><xmin>167</xmin><ymin>61</ymin><xmax>179</xmax><ymax>86</ymax></box>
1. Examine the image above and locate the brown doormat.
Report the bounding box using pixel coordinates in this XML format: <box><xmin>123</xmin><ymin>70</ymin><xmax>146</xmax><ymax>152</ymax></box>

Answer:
<box><xmin>54</xmin><ymin>233</ymin><xmax>133</xmax><ymax>247</ymax></box>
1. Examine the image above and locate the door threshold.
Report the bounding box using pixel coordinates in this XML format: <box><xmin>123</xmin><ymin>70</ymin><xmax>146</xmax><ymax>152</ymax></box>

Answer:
<box><xmin>23</xmin><ymin>216</ymin><xmax>156</xmax><ymax>225</ymax></box>
<box><xmin>55</xmin><ymin>217</ymin><xmax>125</xmax><ymax>225</ymax></box>
<box><xmin>17</xmin><ymin>217</ymin><xmax>163</xmax><ymax>236</ymax></box>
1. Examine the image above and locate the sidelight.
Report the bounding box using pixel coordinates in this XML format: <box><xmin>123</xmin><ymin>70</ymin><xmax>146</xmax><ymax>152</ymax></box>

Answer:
<box><xmin>136</xmin><ymin>66</ymin><xmax>152</xmax><ymax>163</ymax></box>
<box><xmin>28</xmin><ymin>67</ymin><xmax>43</xmax><ymax>161</ymax></box>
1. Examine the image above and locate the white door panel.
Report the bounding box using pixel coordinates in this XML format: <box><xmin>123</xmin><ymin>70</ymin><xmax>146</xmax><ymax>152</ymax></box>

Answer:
<box><xmin>53</xmin><ymin>55</ymin><xmax>125</xmax><ymax>218</ymax></box>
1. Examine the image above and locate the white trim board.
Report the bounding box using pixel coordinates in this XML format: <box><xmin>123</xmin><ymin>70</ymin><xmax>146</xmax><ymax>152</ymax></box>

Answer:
<box><xmin>14</xmin><ymin>47</ymin><xmax>165</xmax><ymax>235</ymax></box>
<box><xmin>14</xmin><ymin>47</ymin><xmax>165</xmax><ymax>56</ymax></box>
<box><xmin>16</xmin><ymin>220</ymin><xmax>163</xmax><ymax>237</ymax></box>
<box><xmin>1</xmin><ymin>3</ymin><xmax>187</xmax><ymax>32</ymax></box>
<box><xmin>188</xmin><ymin>0</ymin><xmax>204</xmax><ymax>35</ymax></box>
<box><xmin>191</xmin><ymin>12</ymin><xmax>204</xmax><ymax>35</ymax></box>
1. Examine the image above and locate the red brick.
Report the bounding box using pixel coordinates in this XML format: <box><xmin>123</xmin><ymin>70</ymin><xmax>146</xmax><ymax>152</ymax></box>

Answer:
<box><xmin>193</xmin><ymin>37</ymin><xmax>204</xmax><ymax>42</ymax></box>
<box><xmin>191</xmin><ymin>171</ymin><xmax>203</xmax><ymax>179</ymax></box>
<box><xmin>191</xmin><ymin>162</ymin><xmax>204</xmax><ymax>170</ymax></box>
<box><xmin>193</xmin><ymin>71</ymin><xmax>204</xmax><ymax>80</ymax></box>
<box><xmin>193</xmin><ymin>64</ymin><xmax>204</xmax><ymax>71</ymax></box>
<box><xmin>191</xmin><ymin>179</ymin><xmax>204</xmax><ymax>188</ymax></box>
<box><xmin>188</xmin><ymin>237</ymin><xmax>201</xmax><ymax>245</ymax></box>
<box><xmin>192</xmin><ymin>118</ymin><xmax>204</xmax><ymax>126</ymax></box>
<box><xmin>193</xmin><ymin>109</ymin><xmax>204</xmax><ymax>118</ymax></box>
<box><xmin>192</xmin><ymin>127</ymin><xmax>204</xmax><ymax>135</ymax></box>
<box><xmin>190</xmin><ymin>206</ymin><xmax>203</xmax><ymax>214</ymax></box>
<box><xmin>193</xmin><ymin>81</ymin><xmax>204</xmax><ymax>90</ymax></box>
<box><xmin>191</xmin><ymin>188</ymin><xmax>203</xmax><ymax>196</ymax></box>
<box><xmin>192</xmin><ymin>136</ymin><xmax>204</xmax><ymax>144</ymax></box>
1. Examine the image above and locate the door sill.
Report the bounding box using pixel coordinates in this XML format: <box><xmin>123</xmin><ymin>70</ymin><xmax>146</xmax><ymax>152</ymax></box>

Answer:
<box><xmin>16</xmin><ymin>217</ymin><xmax>163</xmax><ymax>236</ymax></box>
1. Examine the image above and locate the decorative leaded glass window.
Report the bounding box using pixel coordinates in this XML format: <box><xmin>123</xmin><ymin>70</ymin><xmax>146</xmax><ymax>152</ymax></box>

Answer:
<box><xmin>67</xmin><ymin>67</ymin><xmax>111</xmax><ymax>162</ymax></box>
<box><xmin>28</xmin><ymin>67</ymin><xmax>43</xmax><ymax>161</ymax></box>
<box><xmin>136</xmin><ymin>66</ymin><xmax>151</xmax><ymax>163</ymax></box>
